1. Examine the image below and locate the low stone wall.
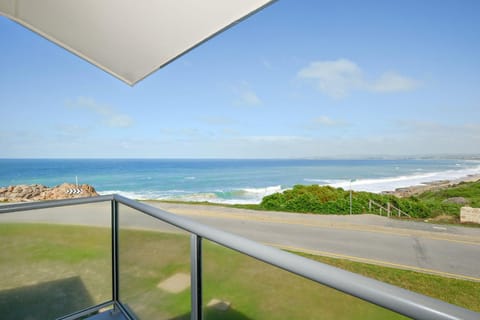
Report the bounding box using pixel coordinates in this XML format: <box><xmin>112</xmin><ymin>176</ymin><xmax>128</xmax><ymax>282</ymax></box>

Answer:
<box><xmin>460</xmin><ymin>207</ymin><xmax>480</xmax><ymax>224</ymax></box>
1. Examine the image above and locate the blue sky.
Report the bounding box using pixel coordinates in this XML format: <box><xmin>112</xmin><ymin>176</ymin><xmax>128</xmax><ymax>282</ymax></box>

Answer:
<box><xmin>1</xmin><ymin>0</ymin><xmax>479</xmax><ymax>158</ymax></box>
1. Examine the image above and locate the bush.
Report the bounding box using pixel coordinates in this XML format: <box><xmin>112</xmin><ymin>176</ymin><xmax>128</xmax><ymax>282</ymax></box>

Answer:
<box><xmin>259</xmin><ymin>184</ymin><xmax>468</xmax><ymax>218</ymax></box>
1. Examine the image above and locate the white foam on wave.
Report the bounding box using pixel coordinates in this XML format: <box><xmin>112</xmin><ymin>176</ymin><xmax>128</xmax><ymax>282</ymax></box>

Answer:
<box><xmin>223</xmin><ymin>185</ymin><xmax>286</xmax><ymax>204</ymax></box>
<box><xmin>160</xmin><ymin>192</ymin><xmax>256</xmax><ymax>205</ymax></box>
<box><xmin>326</xmin><ymin>165</ymin><xmax>480</xmax><ymax>193</ymax></box>
<box><xmin>99</xmin><ymin>190</ymin><xmax>151</xmax><ymax>200</ymax></box>
<box><xmin>304</xmin><ymin>178</ymin><xmax>346</xmax><ymax>184</ymax></box>
<box><xmin>98</xmin><ymin>189</ymin><xmax>188</xmax><ymax>200</ymax></box>
<box><xmin>241</xmin><ymin>185</ymin><xmax>283</xmax><ymax>195</ymax></box>
<box><xmin>99</xmin><ymin>184</ymin><xmax>287</xmax><ymax>205</ymax></box>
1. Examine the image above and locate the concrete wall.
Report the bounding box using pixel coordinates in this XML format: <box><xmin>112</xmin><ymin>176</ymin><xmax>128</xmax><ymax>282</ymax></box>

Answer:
<box><xmin>460</xmin><ymin>207</ymin><xmax>480</xmax><ymax>224</ymax></box>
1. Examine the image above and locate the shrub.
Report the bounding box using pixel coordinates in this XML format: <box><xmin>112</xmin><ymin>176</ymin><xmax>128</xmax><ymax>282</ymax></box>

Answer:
<box><xmin>259</xmin><ymin>183</ymin><xmax>471</xmax><ymax>218</ymax></box>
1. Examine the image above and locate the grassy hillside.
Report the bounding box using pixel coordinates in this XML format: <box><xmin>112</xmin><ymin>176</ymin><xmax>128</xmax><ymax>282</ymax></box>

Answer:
<box><xmin>416</xmin><ymin>181</ymin><xmax>480</xmax><ymax>208</ymax></box>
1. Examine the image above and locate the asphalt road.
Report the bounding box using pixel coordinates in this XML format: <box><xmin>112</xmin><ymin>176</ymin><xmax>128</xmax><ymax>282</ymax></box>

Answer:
<box><xmin>1</xmin><ymin>201</ymin><xmax>479</xmax><ymax>281</ymax></box>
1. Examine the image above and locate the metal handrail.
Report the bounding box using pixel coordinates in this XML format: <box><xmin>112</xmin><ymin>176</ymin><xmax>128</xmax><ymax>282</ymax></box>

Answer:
<box><xmin>1</xmin><ymin>195</ymin><xmax>478</xmax><ymax>320</ymax></box>
<box><xmin>368</xmin><ymin>199</ymin><xmax>411</xmax><ymax>218</ymax></box>
<box><xmin>0</xmin><ymin>194</ymin><xmax>114</xmax><ymax>213</ymax></box>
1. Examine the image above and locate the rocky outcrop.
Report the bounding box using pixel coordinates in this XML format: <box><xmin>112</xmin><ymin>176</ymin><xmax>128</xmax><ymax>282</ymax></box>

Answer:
<box><xmin>0</xmin><ymin>183</ymin><xmax>99</xmax><ymax>202</ymax></box>
<box><xmin>442</xmin><ymin>197</ymin><xmax>469</xmax><ymax>205</ymax></box>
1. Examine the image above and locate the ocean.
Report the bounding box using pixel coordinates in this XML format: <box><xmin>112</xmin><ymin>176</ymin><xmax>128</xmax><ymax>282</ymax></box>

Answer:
<box><xmin>1</xmin><ymin>159</ymin><xmax>479</xmax><ymax>204</ymax></box>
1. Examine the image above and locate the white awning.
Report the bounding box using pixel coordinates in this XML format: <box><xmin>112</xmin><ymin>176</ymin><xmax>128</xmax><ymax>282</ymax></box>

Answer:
<box><xmin>0</xmin><ymin>0</ymin><xmax>274</xmax><ymax>85</ymax></box>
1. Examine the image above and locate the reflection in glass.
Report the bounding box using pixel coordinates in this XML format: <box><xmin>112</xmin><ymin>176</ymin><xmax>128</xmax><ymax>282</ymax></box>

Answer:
<box><xmin>118</xmin><ymin>204</ymin><xmax>191</xmax><ymax>319</ymax></box>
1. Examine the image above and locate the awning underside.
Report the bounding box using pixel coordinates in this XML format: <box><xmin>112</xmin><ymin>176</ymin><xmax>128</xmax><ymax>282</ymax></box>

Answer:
<box><xmin>0</xmin><ymin>0</ymin><xmax>274</xmax><ymax>85</ymax></box>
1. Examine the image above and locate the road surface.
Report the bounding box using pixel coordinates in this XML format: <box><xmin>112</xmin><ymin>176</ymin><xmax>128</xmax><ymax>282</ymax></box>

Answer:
<box><xmin>1</xmin><ymin>201</ymin><xmax>479</xmax><ymax>281</ymax></box>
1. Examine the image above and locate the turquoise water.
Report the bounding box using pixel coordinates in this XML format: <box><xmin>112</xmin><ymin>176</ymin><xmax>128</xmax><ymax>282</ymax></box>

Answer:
<box><xmin>1</xmin><ymin>159</ymin><xmax>479</xmax><ymax>204</ymax></box>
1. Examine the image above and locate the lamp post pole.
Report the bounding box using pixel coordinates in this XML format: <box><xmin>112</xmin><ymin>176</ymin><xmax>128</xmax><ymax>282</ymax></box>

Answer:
<box><xmin>349</xmin><ymin>181</ymin><xmax>352</xmax><ymax>215</ymax></box>
<box><xmin>349</xmin><ymin>179</ymin><xmax>355</xmax><ymax>215</ymax></box>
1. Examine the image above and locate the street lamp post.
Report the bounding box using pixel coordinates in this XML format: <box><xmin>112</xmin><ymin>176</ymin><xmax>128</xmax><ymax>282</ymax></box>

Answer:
<box><xmin>349</xmin><ymin>179</ymin><xmax>356</xmax><ymax>215</ymax></box>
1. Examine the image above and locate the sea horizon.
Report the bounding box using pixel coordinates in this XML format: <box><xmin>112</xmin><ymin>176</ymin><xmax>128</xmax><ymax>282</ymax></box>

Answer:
<box><xmin>2</xmin><ymin>154</ymin><xmax>480</xmax><ymax>160</ymax></box>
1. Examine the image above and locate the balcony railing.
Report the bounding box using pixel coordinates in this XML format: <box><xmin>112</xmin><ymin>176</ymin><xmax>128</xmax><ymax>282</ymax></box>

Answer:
<box><xmin>0</xmin><ymin>195</ymin><xmax>478</xmax><ymax>320</ymax></box>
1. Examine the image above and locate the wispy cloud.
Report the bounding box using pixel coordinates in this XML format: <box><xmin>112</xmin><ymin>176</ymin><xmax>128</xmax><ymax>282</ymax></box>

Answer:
<box><xmin>54</xmin><ymin>124</ymin><xmax>91</xmax><ymax>140</ymax></box>
<box><xmin>233</xmin><ymin>82</ymin><xmax>262</xmax><ymax>106</ymax></box>
<box><xmin>298</xmin><ymin>59</ymin><xmax>420</xmax><ymax>99</ymax></box>
<box><xmin>66</xmin><ymin>96</ymin><xmax>134</xmax><ymax>128</ymax></box>
<box><xmin>200</xmin><ymin>116</ymin><xmax>235</xmax><ymax>126</ymax></box>
<box><xmin>370</xmin><ymin>72</ymin><xmax>420</xmax><ymax>93</ymax></box>
<box><xmin>298</xmin><ymin>59</ymin><xmax>363</xmax><ymax>99</ymax></box>
<box><xmin>158</xmin><ymin>127</ymin><xmax>203</xmax><ymax>138</ymax></box>
<box><xmin>398</xmin><ymin>120</ymin><xmax>480</xmax><ymax>138</ymax></box>
<box><xmin>262</xmin><ymin>58</ymin><xmax>273</xmax><ymax>69</ymax></box>
<box><xmin>311</xmin><ymin>116</ymin><xmax>348</xmax><ymax>127</ymax></box>
<box><xmin>245</xmin><ymin>135</ymin><xmax>313</xmax><ymax>143</ymax></box>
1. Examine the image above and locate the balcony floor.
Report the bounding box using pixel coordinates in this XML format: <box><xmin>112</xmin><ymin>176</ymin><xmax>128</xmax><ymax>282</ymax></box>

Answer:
<box><xmin>87</xmin><ymin>310</ymin><xmax>129</xmax><ymax>320</ymax></box>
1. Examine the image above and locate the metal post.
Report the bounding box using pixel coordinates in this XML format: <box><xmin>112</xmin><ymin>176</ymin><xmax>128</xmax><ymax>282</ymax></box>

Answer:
<box><xmin>349</xmin><ymin>180</ymin><xmax>352</xmax><ymax>215</ymax></box>
<box><xmin>191</xmin><ymin>234</ymin><xmax>203</xmax><ymax>320</ymax></box>
<box><xmin>111</xmin><ymin>199</ymin><xmax>119</xmax><ymax>304</ymax></box>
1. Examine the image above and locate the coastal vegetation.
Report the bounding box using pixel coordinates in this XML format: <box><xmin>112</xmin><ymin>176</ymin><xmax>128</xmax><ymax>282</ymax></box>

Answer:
<box><xmin>1</xmin><ymin>223</ymin><xmax>478</xmax><ymax>319</ymax></box>
<box><xmin>257</xmin><ymin>181</ymin><xmax>480</xmax><ymax>220</ymax></box>
<box><xmin>416</xmin><ymin>180</ymin><xmax>480</xmax><ymax>208</ymax></box>
<box><xmin>157</xmin><ymin>180</ymin><xmax>480</xmax><ymax>222</ymax></box>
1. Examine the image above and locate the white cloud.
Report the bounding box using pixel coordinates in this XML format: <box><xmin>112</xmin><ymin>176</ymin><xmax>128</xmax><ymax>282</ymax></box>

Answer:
<box><xmin>370</xmin><ymin>72</ymin><xmax>420</xmax><ymax>93</ymax></box>
<box><xmin>298</xmin><ymin>59</ymin><xmax>363</xmax><ymax>99</ymax></box>
<box><xmin>242</xmin><ymin>90</ymin><xmax>262</xmax><ymax>105</ymax></box>
<box><xmin>298</xmin><ymin>59</ymin><xmax>420</xmax><ymax>99</ymax></box>
<box><xmin>233</xmin><ymin>82</ymin><xmax>262</xmax><ymax>106</ymax></box>
<box><xmin>67</xmin><ymin>96</ymin><xmax>134</xmax><ymax>128</ymax></box>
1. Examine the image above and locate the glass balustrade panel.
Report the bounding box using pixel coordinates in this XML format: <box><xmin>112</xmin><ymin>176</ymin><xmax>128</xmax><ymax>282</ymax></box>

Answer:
<box><xmin>0</xmin><ymin>202</ymin><xmax>112</xmax><ymax>319</ymax></box>
<box><xmin>202</xmin><ymin>239</ymin><xmax>409</xmax><ymax>320</ymax></box>
<box><xmin>118</xmin><ymin>203</ymin><xmax>191</xmax><ymax>319</ymax></box>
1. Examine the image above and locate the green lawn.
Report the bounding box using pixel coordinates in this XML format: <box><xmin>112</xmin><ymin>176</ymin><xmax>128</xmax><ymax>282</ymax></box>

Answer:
<box><xmin>0</xmin><ymin>223</ymin><xmax>478</xmax><ymax>319</ymax></box>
